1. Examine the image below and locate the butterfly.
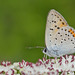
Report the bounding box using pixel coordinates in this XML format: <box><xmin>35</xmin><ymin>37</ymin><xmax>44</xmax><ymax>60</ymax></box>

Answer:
<box><xmin>43</xmin><ymin>9</ymin><xmax>75</xmax><ymax>57</ymax></box>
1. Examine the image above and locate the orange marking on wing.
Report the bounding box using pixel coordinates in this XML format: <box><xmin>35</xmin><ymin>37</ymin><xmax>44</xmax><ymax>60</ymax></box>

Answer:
<box><xmin>53</xmin><ymin>24</ymin><xmax>67</xmax><ymax>34</ymax></box>
<box><xmin>69</xmin><ymin>29</ymin><xmax>72</xmax><ymax>32</ymax></box>
<box><xmin>68</xmin><ymin>29</ymin><xmax>75</xmax><ymax>37</ymax></box>
<box><xmin>71</xmin><ymin>31</ymin><xmax>74</xmax><ymax>34</ymax></box>
<box><xmin>69</xmin><ymin>29</ymin><xmax>74</xmax><ymax>34</ymax></box>
<box><xmin>59</xmin><ymin>24</ymin><xmax>67</xmax><ymax>28</ymax></box>
<box><xmin>54</xmin><ymin>29</ymin><xmax>58</xmax><ymax>33</ymax></box>
<box><xmin>52</xmin><ymin>22</ymin><xmax>67</xmax><ymax>34</ymax></box>
<box><xmin>73</xmin><ymin>34</ymin><xmax>75</xmax><ymax>37</ymax></box>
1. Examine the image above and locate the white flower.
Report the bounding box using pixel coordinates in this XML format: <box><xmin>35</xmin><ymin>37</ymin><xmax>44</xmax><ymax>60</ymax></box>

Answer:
<box><xmin>0</xmin><ymin>55</ymin><xmax>75</xmax><ymax>75</ymax></box>
<box><xmin>6</xmin><ymin>69</ymin><xmax>14</xmax><ymax>75</ymax></box>
<box><xmin>0</xmin><ymin>65</ymin><xmax>14</xmax><ymax>73</ymax></box>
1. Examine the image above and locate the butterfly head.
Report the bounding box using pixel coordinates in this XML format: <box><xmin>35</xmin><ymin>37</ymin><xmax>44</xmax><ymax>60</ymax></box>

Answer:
<box><xmin>43</xmin><ymin>48</ymin><xmax>47</xmax><ymax>53</ymax></box>
<box><xmin>43</xmin><ymin>48</ymin><xmax>51</xmax><ymax>57</ymax></box>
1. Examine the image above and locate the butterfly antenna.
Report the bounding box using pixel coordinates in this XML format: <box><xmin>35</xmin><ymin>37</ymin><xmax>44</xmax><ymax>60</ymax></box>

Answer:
<box><xmin>26</xmin><ymin>46</ymin><xmax>44</xmax><ymax>49</ymax></box>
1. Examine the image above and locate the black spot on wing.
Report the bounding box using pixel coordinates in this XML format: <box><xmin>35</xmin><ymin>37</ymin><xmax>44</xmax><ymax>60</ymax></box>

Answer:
<box><xmin>52</xmin><ymin>20</ymin><xmax>56</xmax><ymax>23</ymax></box>
<box><xmin>61</xmin><ymin>28</ymin><xmax>63</xmax><ymax>30</ymax></box>
<box><xmin>55</xmin><ymin>25</ymin><xmax>57</xmax><ymax>27</ymax></box>
<box><xmin>68</xmin><ymin>35</ymin><xmax>69</xmax><ymax>36</ymax></box>
<box><xmin>64</xmin><ymin>39</ymin><xmax>66</xmax><ymax>41</ymax></box>
<box><xmin>55</xmin><ymin>44</ymin><xmax>56</xmax><ymax>45</ymax></box>
<box><xmin>65</xmin><ymin>34</ymin><xmax>67</xmax><ymax>35</ymax></box>
<box><xmin>72</xmin><ymin>42</ymin><xmax>74</xmax><ymax>44</ymax></box>
<box><xmin>52</xmin><ymin>20</ymin><xmax>53</xmax><ymax>22</ymax></box>
<box><xmin>57</xmin><ymin>27</ymin><xmax>60</xmax><ymax>29</ymax></box>
<box><xmin>60</xmin><ymin>35</ymin><xmax>62</xmax><ymax>37</ymax></box>
<box><xmin>50</xmin><ymin>34</ymin><xmax>51</xmax><ymax>36</ymax></box>
<box><xmin>50</xmin><ymin>40</ymin><xmax>51</xmax><ymax>42</ymax></box>
<box><xmin>60</xmin><ymin>19</ymin><xmax>62</xmax><ymax>21</ymax></box>
<box><xmin>65</xmin><ymin>29</ymin><xmax>67</xmax><ymax>31</ymax></box>
<box><xmin>58</xmin><ymin>32</ymin><xmax>60</xmax><ymax>34</ymax></box>
<box><xmin>68</xmin><ymin>38</ymin><xmax>70</xmax><ymax>40</ymax></box>
<box><xmin>54</xmin><ymin>21</ymin><xmax>56</xmax><ymax>23</ymax></box>
<box><xmin>55</xmin><ymin>38</ymin><xmax>57</xmax><ymax>40</ymax></box>
<box><xmin>50</xmin><ymin>28</ymin><xmax>53</xmax><ymax>30</ymax></box>
<box><xmin>51</xmin><ymin>14</ymin><xmax>53</xmax><ymax>15</ymax></box>
<box><xmin>61</xmin><ymin>41</ymin><xmax>63</xmax><ymax>43</ymax></box>
<box><xmin>57</xmin><ymin>16</ymin><xmax>59</xmax><ymax>18</ymax></box>
<box><xmin>62</xmin><ymin>22</ymin><xmax>64</xmax><ymax>25</ymax></box>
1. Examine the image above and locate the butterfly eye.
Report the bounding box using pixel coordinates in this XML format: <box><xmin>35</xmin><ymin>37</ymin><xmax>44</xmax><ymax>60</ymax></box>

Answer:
<box><xmin>44</xmin><ymin>49</ymin><xmax>47</xmax><ymax>53</ymax></box>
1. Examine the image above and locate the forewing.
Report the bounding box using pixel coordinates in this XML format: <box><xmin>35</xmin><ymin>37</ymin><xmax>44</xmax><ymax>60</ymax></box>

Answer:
<box><xmin>45</xmin><ymin>9</ymin><xmax>75</xmax><ymax>56</ymax></box>
<box><xmin>45</xmin><ymin>9</ymin><xmax>68</xmax><ymax>50</ymax></box>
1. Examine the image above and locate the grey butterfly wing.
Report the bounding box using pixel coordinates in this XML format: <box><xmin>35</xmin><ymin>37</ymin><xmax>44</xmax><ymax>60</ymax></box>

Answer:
<box><xmin>53</xmin><ymin>26</ymin><xmax>75</xmax><ymax>56</ymax></box>
<box><xmin>44</xmin><ymin>9</ymin><xmax>75</xmax><ymax>57</ymax></box>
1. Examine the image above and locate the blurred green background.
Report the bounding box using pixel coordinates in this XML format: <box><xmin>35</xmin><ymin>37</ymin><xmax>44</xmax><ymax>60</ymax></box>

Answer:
<box><xmin>0</xmin><ymin>0</ymin><xmax>75</xmax><ymax>63</ymax></box>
